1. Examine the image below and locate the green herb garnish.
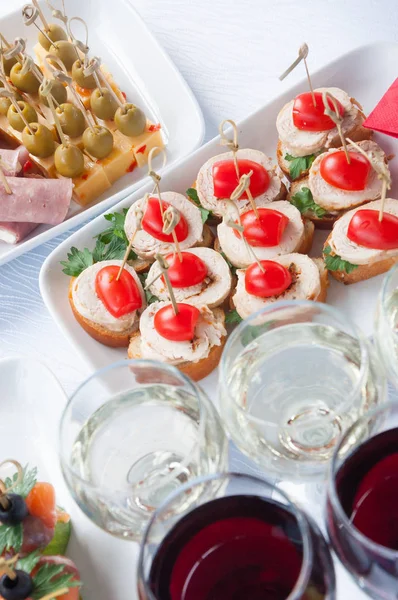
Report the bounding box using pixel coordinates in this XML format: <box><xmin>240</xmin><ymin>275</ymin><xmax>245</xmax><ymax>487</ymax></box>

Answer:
<box><xmin>225</xmin><ymin>309</ymin><xmax>242</xmax><ymax>325</ymax></box>
<box><xmin>285</xmin><ymin>153</ymin><xmax>315</xmax><ymax>180</ymax></box>
<box><xmin>139</xmin><ymin>272</ymin><xmax>160</xmax><ymax>305</ymax></box>
<box><xmin>323</xmin><ymin>245</ymin><xmax>358</xmax><ymax>274</ymax></box>
<box><xmin>241</xmin><ymin>321</ymin><xmax>275</xmax><ymax>347</ymax></box>
<box><xmin>31</xmin><ymin>562</ymin><xmax>81</xmax><ymax>599</ymax></box>
<box><xmin>17</xmin><ymin>550</ymin><xmax>41</xmax><ymax>574</ymax></box>
<box><xmin>5</xmin><ymin>465</ymin><xmax>37</xmax><ymax>497</ymax></box>
<box><xmin>186</xmin><ymin>188</ymin><xmax>211</xmax><ymax>223</ymax></box>
<box><xmin>290</xmin><ymin>187</ymin><xmax>326</xmax><ymax>218</ymax></box>
<box><xmin>95</xmin><ymin>208</ymin><xmax>129</xmax><ymax>245</ymax></box>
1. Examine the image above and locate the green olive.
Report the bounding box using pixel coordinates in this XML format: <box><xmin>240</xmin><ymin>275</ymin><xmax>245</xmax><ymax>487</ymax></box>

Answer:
<box><xmin>90</xmin><ymin>88</ymin><xmax>118</xmax><ymax>121</ymax></box>
<box><xmin>10</xmin><ymin>62</ymin><xmax>41</xmax><ymax>93</ymax></box>
<box><xmin>114</xmin><ymin>103</ymin><xmax>146</xmax><ymax>137</ymax></box>
<box><xmin>38</xmin><ymin>23</ymin><xmax>68</xmax><ymax>51</ymax></box>
<box><xmin>83</xmin><ymin>125</ymin><xmax>114</xmax><ymax>159</ymax></box>
<box><xmin>39</xmin><ymin>80</ymin><xmax>67</xmax><ymax>107</ymax></box>
<box><xmin>0</xmin><ymin>91</ymin><xmax>22</xmax><ymax>117</ymax></box>
<box><xmin>7</xmin><ymin>101</ymin><xmax>37</xmax><ymax>132</ymax></box>
<box><xmin>1</xmin><ymin>54</ymin><xmax>18</xmax><ymax>76</ymax></box>
<box><xmin>49</xmin><ymin>41</ymin><xmax>77</xmax><ymax>72</ymax></box>
<box><xmin>22</xmin><ymin>123</ymin><xmax>55</xmax><ymax>158</ymax></box>
<box><xmin>54</xmin><ymin>143</ymin><xmax>84</xmax><ymax>178</ymax></box>
<box><xmin>71</xmin><ymin>60</ymin><xmax>96</xmax><ymax>89</ymax></box>
<box><xmin>56</xmin><ymin>103</ymin><xmax>85</xmax><ymax>138</ymax></box>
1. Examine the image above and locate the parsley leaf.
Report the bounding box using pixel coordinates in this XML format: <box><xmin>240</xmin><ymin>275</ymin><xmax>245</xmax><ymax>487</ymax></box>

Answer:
<box><xmin>225</xmin><ymin>309</ymin><xmax>242</xmax><ymax>325</ymax></box>
<box><xmin>0</xmin><ymin>523</ymin><xmax>22</xmax><ymax>555</ymax></box>
<box><xmin>285</xmin><ymin>153</ymin><xmax>315</xmax><ymax>180</ymax></box>
<box><xmin>32</xmin><ymin>563</ymin><xmax>81</xmax><ymax>600</ymax></box>
<box><xmin>5</xmin><ymin>465</ymin><xmax>37</xmax><ymax>497</ymax></box>
<box><xmin>186</xmin><ymin>187</ymin><xmax>211</xmax><ymax>223</ymax></box>
<box><xmin>61</xmin><ymin>247</ymin><xmax>94</xmax><ymax>277</ymax></box>
<box><xmin>139</xmin><ymin>272</ymin><xmax>160</xmax><ymax>305</ymax></box>
<box><xmin>17</xmin><ymin>550</ymin><xmax>41</xmax><ymax>574</ymax></box>
<box><xmin>323</xmin><ymin>245</ymin><xmax>358</xmax><ymax>274</ymax></box>
<box><xmin>241</xmin><ymin>321</ymin><xmax>276</xmax><ymax>347</ymax></box>
<box><xmin>220</xmin><ymin>252</ymin><xmax>237</xmax><ymax>276</ymax></box>
<box><xmin>91</xmin><ymin>236</ymin><xmax>135</xmax><ymax>263</ymax></box>
<box><xmin>290</xmin><ymin>187</ymin><xmax>326</xmax><ymax>218</ymax></box>
<box><xmin>96</xmin><ymin>209</ymin><xmax>129</xmax><ymax>245</ymax></box>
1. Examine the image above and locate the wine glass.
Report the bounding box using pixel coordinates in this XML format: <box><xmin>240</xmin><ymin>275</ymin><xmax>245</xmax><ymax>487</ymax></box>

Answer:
<box><xmin>59</xmin><ymin>359</ymin><xmax>228</xmax><ymax>541</ymax></box>
<box><xmin>219</xmin><ymin>300</ymin><xmax>385</xmax><ymax>482</ymax></box>
<box><xmin>138</xmin><ymin>472</ymin><xmax>336</xmax><ymax>599</ymax></box>
<box><xmin>327</xmin><ymin>400</ymin><xmax>398</xmax><ymax>600</ymax></box>
<box><xmin>375</xmin><ymin>263</ymin><xmax>398</xmax><ymax>387</ymax></box>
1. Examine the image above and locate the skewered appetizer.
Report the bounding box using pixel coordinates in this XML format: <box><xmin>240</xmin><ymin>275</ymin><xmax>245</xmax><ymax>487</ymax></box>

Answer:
<box><xmin>0</xmin><ymin>460</ymin><xmax>81</xmax><ymax>600</ymax></box>
<box><xmin>276</xmin><ymin>87</ymin><xmax>371</xmax><ymax>181</ymax></box>
<box><xmin>323</xmin><ymin>198</ymin><xmax>398</xmax><ymax>284</ymax></box>
<box><xmin>146</xmin><ymin>248</ymin><xmax>232</xmax><ymax>308</ymax></box>
<box><xmin>287</xmin><ymin>140</ymin><xmax>389</xmax><ymax>228</ymax></box>
<box><xmin>217</xmin><ymin>201</ymin><xmax>314</xmax><ymax>268</ymax></box>
<box><xmin>231</xmin><ymin>254</ymin><xmax>328</xmax><ymax>319</ymax></box>
<box><xmin>128</xmin><ymin>301</ymin><xmax>227</xmax><ymax>381</ymax></box>
<box><xmin>69</xmin><ymin>259</ymin><xmax>146</xmax><ymax>347</ymax></box>
<box><xmin>195</xmin><ymin>148</ymin><xmax>286</xmax><ymax>220</ymax></box>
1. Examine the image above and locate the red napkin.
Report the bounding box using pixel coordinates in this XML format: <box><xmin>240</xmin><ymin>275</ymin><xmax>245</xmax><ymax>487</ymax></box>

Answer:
<box><xmin>363</xmin><ymin>78</ymin><xmax>398</xmax><ymax>138</ymax></box>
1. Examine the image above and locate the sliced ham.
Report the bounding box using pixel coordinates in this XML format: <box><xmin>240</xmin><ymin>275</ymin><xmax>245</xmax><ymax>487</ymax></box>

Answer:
<box><xmin>0</xmin><ymin>146</ymin><xmax>29</xmax><ymax>176</ymax></box>
<box><xmin>0</xmin><ymin>177</ymin><xmax>73</xmax><ymax>224</ymax></box>
<box><xmin>0</xmin><ymin>221</ymin><xmax>38</xmax><ymax>244</ymax></box>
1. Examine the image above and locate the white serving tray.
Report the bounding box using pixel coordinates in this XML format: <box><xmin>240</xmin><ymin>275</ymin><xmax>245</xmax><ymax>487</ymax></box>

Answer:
<box><xmin>0</xmin><ymin>0</ymin><xmax>204</xmax><ymax>266</ymax></box>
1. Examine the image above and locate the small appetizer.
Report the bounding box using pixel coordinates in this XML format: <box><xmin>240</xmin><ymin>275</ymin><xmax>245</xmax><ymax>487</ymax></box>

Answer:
<box><xmin>195</xmin><ymin>149</ymin><xmax>286</xmax><ymax>220</ymax></box>
<box><xmin>124</xmin><ymin>193</ymin><xmax>206</xmax><ymax>260</ymax></box>
<box><xmin>276</xmin><ymin>87</ymin><xmax>371</xmax><ymax>181</ymax></box>
<box><xmin>0</xmin><ymin>460</ymin><xmax>81</xmax><ymax>599</ymax></box>
<box><xmin>146</xmin><ymin>248</ymin><xmax>232</xmax><ymax>308</ymax></box>
<box><xmin>69</xmin><ymin>259</ymin><xmax>146</xmax><ymax>347</ymax></box>
<box><xmin>128</xmin><ymin>301</ymin><xmax>227</xmax><ymax>381</ymax></box>
<box><xmin>217</xmin><ymin>201</ymin><xmax>314</xmax><ymax>268</ymax></box>
<box><xmin>231</xmin><ymin>254</ymin><xmax>328</xmax><ymax>319</ymax></box>
<box><xmin>288</xmin><ymin>140</ymin><xmax>388</xmax><ymax>228</ymax></box>
<box><xmin>324</xmin><ymin>198</ymin><xmax>398</xmax><ymax>284</ymax></box>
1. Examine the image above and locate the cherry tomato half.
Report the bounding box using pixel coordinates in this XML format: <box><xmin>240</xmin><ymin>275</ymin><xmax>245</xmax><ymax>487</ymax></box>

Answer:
<box><xmin>234</xmin><ymin>208</ymin><xmax>289</xmax><ymax>247</ymax></box>
<box><xmin>292</xmin><ymin>92</ymin><xmax>344</xmax><ymax>131</ymax></box>
<box><xmin>347</xmin><ymin>209</ymin><xmax>398</xmax><ymax>250</ymax></box>
<box><xmin>320</xmin><ymin>151</ymin><xmax>371</xmax><ymax>191</ymax></box>
<box><xmin>164</xmin><ymin>252</ymin><xmax>208</xmax><ymax>288</ymax></box>
<box><xmin>95</xmin><ymin>265</ymin><xmax>142</xmax><ymax>318</ymax></box>
<box><xmin>212</xmin><ymin>159</ymin><xmax>270</xmax><ymax>199</ymax></box>
<box><xmin>245</xmin><ymin>260</ymin><xmax>292</xmax><ymax>298</ymax></box>
<box><xmin>154</xmin><ymin>303</ymin><xmax>200</xmax><ymax>341</ymax></box>
<box><xmin>142</xmin><ymin>197</ymin><xmax>189</xmax><ymax>243</ymax></box>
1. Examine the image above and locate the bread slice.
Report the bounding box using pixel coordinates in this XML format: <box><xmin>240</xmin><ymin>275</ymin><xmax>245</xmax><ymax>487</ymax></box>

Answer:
<box><xmin>195</xmin><ymin>223</ymin><xmax>215</xmax><ymax>248</ymax></box>
<box><xmin>127</xmin><ymin>308</ymin><xmax>227</xmax><ymax>381</ymax></box>
<box><xmin>68</xmin><ymin>278</ymin><xmax>138</xmax><ymax>347</ymax></box>
<box><xmin>277</xmin><ymin>98</ymin><xmax>373</xmax><ymax>180</ymax></box>
<box><xmin>323</xmin><ymin>234</ymin><xmax>398</xmax><ymax>285</ymax></box>
<box><xmin>288</xmin><ymin>178</ymin><xmax>341</xmax><ymax>229</ymax></box>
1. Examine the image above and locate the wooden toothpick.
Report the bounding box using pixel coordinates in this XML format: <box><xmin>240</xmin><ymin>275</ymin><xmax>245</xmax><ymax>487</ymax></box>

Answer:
<box><xmin>68</xmin><ymin>17</ymin><xmax>91</xmax><ymax>68</ymax></box>
<box><xmin>279</xmin><ymin>43</ymin><xmax>316</xmax><ymax>107</ymax></box>
<box><xmin>0</xmin><ymin>88</ymin><xmax>35</xmax><ymax>134</ymax></box>
<box><xmin>22</xmin><ymin>4</ymin><xmax>56</xmax><ymax>49</ymax></box>
<box><xmin>116</xmin><ymin>203</ymin><xmax>144</xmax><ymax>281</ymax></box>
<box><xmin>162</xmin><ymin>205</ymin><xmax>183</xmax><ymax>261</ymax></box>
<box><xmin>322</xmin><ymin>90</ymin><xmax>350</xmax><ymax>164</ymax></box>
<box><xmin>32</xmin><ymin>0</ymin><xmax>50</xmax><ymax>31</ymax></box>
<box><xmin>346</xmin><ymin>137</ymin><xmax>391</xmax><ymax>222</ymax></box>
<box><xmin>219</xmin><ymin>118</ymin><xmax>259</xmax><ymax>218</ymax></box>
<box><xmin>0</xmin><ymin>555</ymin><xmax>18</xmax><ymax>579</ymax></box>
<box><xmin>150</xmin><ymin>253</ymin><xmax>179</xmax><ymax>315</ymax></box>
<box><xmin>39</xmin><ymin>77</ymin><xmax>68</xmax><ymax>144</ymax></box>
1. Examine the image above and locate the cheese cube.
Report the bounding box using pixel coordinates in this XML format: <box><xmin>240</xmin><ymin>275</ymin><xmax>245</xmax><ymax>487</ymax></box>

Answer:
<box><xmin>98</xmin><ymin>130</ymin><xmax>136</xmax><ymax>183</ymax></box>
<box><xmin>71</xmin><ymin>156</ymin><xmax>111</xmax><ymax>206</ymax></box>
<box><xmin>128</xmin><ymin>123</ymin><xmax>164</xmax><ymax>168</ymax></box>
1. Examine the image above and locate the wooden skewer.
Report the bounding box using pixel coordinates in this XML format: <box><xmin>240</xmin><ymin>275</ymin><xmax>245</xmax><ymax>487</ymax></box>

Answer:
<box><xmin>219</xmin><ymin>118</ymin><xmax>259</xmax><ymax>218</ymax></box>
<box><xmin>22</xmin><ymin>5</ymin><xmax>56</xmax><ymax>48</ymax></box>
<box><xmin>279</xmin><ymin>43</ymin><xmax>316</xmax><ymax>107</ymax></box>
<box><xmin>0</xmin><ymin>33</ymin><xmax>10</xmax><ymax>49</ymax></box>
<box><xmin>0</xmin><ymin>555</ymin><xmax>18</xmax><ymax>579</ymax></box>
<box><xmin>162</xmin><ymin>205</ymin><xmax>183</xmax><ymax>261</ymax></box>
<box><xmin>0</xmin><ymin>461</ymin><xmax>23</xmax><ymax>509</ymax></box>
<box><xmin>39</xmin><ymin>78</ymin><xmax>67</xmax><ymax>144</ymax></box>
<box><xmin>153</xmin><ymin>253</ymin><xmax>179</xmax><ymax>315</ymax></box>
<box><xmin>116</xmin><ymin>204</ymin><xmax>144</xmax><ymax>281</ymax></box>
<box><xmin>68</xmin><ymin>16</ymin><xmax>90</xmax><ymax>68</ymax></box>
<box><xmin>84</xmin><ymin>56</ymin><xmax>124</xmax><ymax>107</ymax></box>
<box><xmin>39</xmin><ymin>588</ymin><xmax>70</xmax><ymax>600</ymax></box>
<box><xmin>0</xmin><ymin>89</ymin><xmax>35</xmax><ymax>135</ymax></box>
<box><xmin>322</xmin><ymin>90</ymin><xmax>350</xmax><ymax>164</ymax></box>
<box><xmin>32</xmin><ymin>0</ymin><xmax>50</xmax><ymax>31</ymax></box>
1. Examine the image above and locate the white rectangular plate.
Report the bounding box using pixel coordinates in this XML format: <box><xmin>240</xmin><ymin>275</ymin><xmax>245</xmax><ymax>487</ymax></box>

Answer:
<box><xmin>0</xmin><ymin>0</ymin><xmax>204</xmax><ymax>266</ymax></box>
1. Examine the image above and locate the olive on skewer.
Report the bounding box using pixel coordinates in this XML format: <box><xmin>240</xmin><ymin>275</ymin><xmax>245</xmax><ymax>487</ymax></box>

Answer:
<box><xmin>56</xmin><ymin>103</ymin><xmax>85</xmax><ymax>138</ymax></box>
<box><xmin>1</xmin><ymin>52</ymin><xmax>17</xmax><ymax>76</ymax></box>
<box><xmin>114</xmin><ymin>103</ymin><xmax>146</xmax><ymax>137</ymax></box>
<box><xmin>38</xmin><ymin>23</ymin><xmax>67</xmax><ymax>50</ymax></box>
<box><xmin>39</xmin><ymin>78</ymin><xmax>67</xmax><ymax>106</ymax></box>
<box><xmin>24</xmin><ymin>0</ymin><xmax>68</xmax><ymax>51</ymax></box>
<box><xmin>7</xmin><ymin>101</ymin><xmax>37</xmax><ymax>131</ymax></box>
<box><xmin>83</xmin><ymin>125</ymin><xmax>114</xmax><ymax>159</ymax></box>
<box><xmin>72</xmin><ymin>60</ymin><xmax>96</xmax><ymax>89</ymax></box>
<box><xmin>54</xmin><ymin>142</ymin><xmax>84</xmax><ymax>177</ymax></box>
<box><xmin>49</xmin><ymin>40</ymin><xmax>77</xmax><ymax>72</ymax></box>
<box><xmin>22</xmin><ymin>122</ymin><xmax>55</xmax><ymax>158</ymax></box>
<box><xmin>90</xmin><ymin>87</ymin><xmax>118</xmax><ymax>121</ymax></box>
<box><xmin>10</xmin><ymin>62</ymin><xmax>41</xmax><ymax>94</ymax></box>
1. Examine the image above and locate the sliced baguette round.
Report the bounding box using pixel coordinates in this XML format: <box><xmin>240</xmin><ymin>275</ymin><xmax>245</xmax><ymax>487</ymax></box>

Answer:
<box><xmin>195</xmin><ymin>223</ymin><xmax>215</xmax><ymax>248</ymax></box>
<box><xmin>324</xmin><ymin>234</ymin><xmax>398</xmax><ymax>285</ymax></box>
<box><xmin>127</xmin><ymin>308</ymin><xmax>227</xmax><ymax>381</ymax></box>
<box><xmin>68</xmin><ymin>278</ymin><xmax>137</xmax><ymax>347</ymax></box>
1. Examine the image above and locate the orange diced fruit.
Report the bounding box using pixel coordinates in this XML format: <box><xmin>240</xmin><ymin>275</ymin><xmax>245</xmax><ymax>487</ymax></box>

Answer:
<box><xmin>26</xmin><ymin>482</ymin><xmax>57</xmax><ymax>529</ymax></box>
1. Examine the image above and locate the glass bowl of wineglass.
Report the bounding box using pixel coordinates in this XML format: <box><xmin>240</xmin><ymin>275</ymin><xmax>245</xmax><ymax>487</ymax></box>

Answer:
<box><xmin>59</xmin><ymin>359</ymin><xmax>228</xmax><ymax>541</ymax></box>
<box><xmin>327</xmin><ymin>400</ymin><xmax>398</xmax><ymax>600</ymax></box>
<box><xmin>138</xmin><ymin>471</ymin><xmax>336</xmax><ymax>599</ymax></box>
<box><xmin>375</xmin><ymin>263</ymin><xmax>398</xmax><ymax>387</ymax></box>
<box><xmin>219</xmin><ymin>300</ymin><xmax>385</xmax><ymax>482</ymax></box>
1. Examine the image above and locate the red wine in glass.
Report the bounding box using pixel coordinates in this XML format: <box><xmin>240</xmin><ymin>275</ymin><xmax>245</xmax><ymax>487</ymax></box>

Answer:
<box><xmin>328</xmin><ymin>427</ymin><xmax>398</xmax><ymax>596</ymax></box>
<box><xmin>148</xmin><ymin>495</ymin><xmax>334</xmax><ymax>600</ymax></box>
